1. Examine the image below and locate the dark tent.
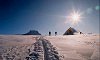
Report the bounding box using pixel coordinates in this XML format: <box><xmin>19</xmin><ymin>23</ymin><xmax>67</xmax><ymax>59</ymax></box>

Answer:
<box><xmin>63</xmin><ymin>27</ymin><xmax>78</xmax><ymax>35</ymax></box>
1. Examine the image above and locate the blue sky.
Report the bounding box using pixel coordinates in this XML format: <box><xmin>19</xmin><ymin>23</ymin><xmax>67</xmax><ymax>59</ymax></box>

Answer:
<box><xmin>0</xmin><ymin>0</ymin><xmax>99</xmax><ymax>35</ymax></box>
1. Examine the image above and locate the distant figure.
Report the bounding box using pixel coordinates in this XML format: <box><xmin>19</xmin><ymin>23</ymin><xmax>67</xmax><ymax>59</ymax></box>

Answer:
<box><xmin>80</xmin><ymin>32</ymin><xmax>83</xmax><ymax>34</ymax></box>
<box><xmin>49</xmin><ymin>31</ymin><xmax>51</xmax><ymax>36</ymax></box>
<box><xmin>55</xmin><ymin>32</ymin><xmax>57</xmax><ymax>36</ymax></box>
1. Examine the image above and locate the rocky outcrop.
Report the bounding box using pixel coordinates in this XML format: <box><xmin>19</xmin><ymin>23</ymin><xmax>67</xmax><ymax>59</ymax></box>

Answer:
<box><xmin>23</xmin><ymin>30</ymin><xmax>41</xmax><ymax>35</ymax></box>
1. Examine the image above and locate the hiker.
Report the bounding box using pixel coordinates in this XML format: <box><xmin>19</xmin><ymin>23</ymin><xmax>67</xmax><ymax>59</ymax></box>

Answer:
<box><xmin>55</xmin><ymin>32</ymin><xmax>57</xmax><ymax>36</ymax></box>
<box><xmin>49</xmin><ymin>31</ymin><xmax>51</xmax><ymax>36</ymax></box>
<box><xmin>80</xmin><ymin>32</ymin><xmax>83</xmax><ymax>34</ymax></box>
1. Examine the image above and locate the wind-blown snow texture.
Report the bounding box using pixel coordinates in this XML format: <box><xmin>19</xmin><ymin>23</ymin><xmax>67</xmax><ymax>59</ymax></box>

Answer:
<box><xmin>0</xmin><ymin>34</ymin><xmax>99</xmax><ymax>60</ymax></box>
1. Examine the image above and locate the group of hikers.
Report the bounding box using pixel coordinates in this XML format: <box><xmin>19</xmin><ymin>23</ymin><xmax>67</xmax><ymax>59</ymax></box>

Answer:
<box><xmin>49</xmin><ymin>32</ymin><xmax>57</xmax><ymax>36</ymax></box>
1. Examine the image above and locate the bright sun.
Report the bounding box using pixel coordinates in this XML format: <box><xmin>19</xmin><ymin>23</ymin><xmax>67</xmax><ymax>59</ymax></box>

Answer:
<box><xmin>67</xmin><ymin>11</ymin><xmax>82</xmax><ymax>25</ymax></box>
<box><xmin>72</xmin><ymin>13</ymin><xmax>80</xmax><ymax>21</ymax></box>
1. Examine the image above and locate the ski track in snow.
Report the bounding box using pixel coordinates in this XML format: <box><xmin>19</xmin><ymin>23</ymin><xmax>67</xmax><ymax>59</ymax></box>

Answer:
<box><xmin>0</xmin><ymin>34</ymin><xmax>99</xmax><ymax>60</ymax></box>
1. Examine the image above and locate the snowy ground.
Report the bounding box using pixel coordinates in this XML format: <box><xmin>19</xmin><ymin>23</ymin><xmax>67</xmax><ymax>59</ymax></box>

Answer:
<box><xmin>44</xmin><ymin>34</ymin><xmax>100</xmax><ymax>60</ymax></box>
<box><xmin>0</xmin><ymin>34</ymin><xmax>99</xmax><ymax>60</ymax></box>
<box><xmin>0</xmin><ymin>35</ymin><xmax>39</xmax><ymax>60</ymax></box>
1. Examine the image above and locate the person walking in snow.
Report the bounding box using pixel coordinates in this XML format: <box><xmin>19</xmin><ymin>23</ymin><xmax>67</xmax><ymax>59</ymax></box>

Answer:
<box><xmin>55</xmin><ymin>32</ymin><xmax>57</xmax><ymax>36</ymax></box>
<box><xmin>49</xmin><ymin>31</ymin><xmax>51</xmax><ymax>36</ymax></box>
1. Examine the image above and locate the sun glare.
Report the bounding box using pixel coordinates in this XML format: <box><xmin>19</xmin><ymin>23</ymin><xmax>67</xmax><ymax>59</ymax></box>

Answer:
<box><xmin>67</xmin><ymin>10</ymin><xmax>82</xmax><ymax>25</ymax></box>
<box><xmin>71</xmin><ymin>13</ymin><xmax>80</xmax><ymax>23</ymax></box>
<box><xmin>72</xmin><ymin>14</ymin><xmax>80</xmax><ymax>21</ymax></box>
